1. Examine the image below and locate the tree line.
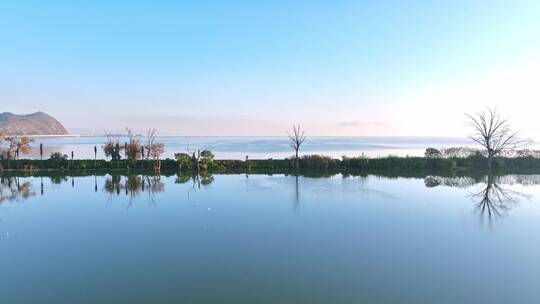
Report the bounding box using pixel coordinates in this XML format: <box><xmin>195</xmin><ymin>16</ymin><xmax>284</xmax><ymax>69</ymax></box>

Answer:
<box><xmin>102</xmin><ymin>128</ymin><xmax>165</xmax><ymax>161</ymax></box>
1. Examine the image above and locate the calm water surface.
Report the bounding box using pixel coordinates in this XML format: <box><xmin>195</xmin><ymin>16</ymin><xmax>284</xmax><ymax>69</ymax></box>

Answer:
<box><xmin>1</xmin><ymin>173</ymin><xmax>540</xmax><ymax>303</ymax></box>
<box><xmin>28</xmin><ymin>136</ymin><xmax>474</xmax><ymax>159</ymax></box>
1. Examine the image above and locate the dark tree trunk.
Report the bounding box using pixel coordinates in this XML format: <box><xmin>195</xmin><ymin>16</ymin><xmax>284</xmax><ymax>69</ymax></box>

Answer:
<box><xmin>487</xmin><ymin>150</ymin><xmax>494</xmax><ymax>171</ymax></box>
<box><xmin>295</xmin><ymin>149</ymin><xmax>299</xmax><ymax>169</ymax></box>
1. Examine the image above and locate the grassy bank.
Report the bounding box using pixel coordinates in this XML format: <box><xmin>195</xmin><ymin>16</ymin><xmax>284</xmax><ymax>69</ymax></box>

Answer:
<box><xmin>2</xmin><ymin>154</ymin><xmax>540</xmax><ymax>174</ymax></box>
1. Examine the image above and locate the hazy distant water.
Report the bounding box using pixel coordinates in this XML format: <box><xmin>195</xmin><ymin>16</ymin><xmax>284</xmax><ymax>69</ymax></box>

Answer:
<box><xmin>27</xmin><ymin>136</ymin><xmax>474</xmax><ymax>160</ymax></box>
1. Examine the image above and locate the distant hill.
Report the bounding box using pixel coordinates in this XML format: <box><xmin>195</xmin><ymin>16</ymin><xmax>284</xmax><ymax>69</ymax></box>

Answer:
<box><xmin>0</xmin><ymin>112</ymin><xmax>68</xmax><ymax>135</ymax></box>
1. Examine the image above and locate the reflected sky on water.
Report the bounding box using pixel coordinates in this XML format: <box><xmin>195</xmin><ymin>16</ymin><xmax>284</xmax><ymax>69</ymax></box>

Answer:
<box><xmin>1</xmin><ymin>173</ymin><xmax>540</xmax><ymax>303</ymax></box>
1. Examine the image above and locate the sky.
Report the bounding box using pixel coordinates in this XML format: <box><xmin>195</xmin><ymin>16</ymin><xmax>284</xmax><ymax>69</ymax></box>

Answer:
<box><xmin>1</xmin><ymin>0</ymin><xmax>540</xmax><ymax>136</ymax></box>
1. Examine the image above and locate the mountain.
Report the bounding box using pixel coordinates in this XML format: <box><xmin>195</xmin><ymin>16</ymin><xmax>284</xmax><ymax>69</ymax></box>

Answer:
<box><xmin>0</xmin><ymin>112</ymin><xmax>68</xmax><ymax>135</ymax></box>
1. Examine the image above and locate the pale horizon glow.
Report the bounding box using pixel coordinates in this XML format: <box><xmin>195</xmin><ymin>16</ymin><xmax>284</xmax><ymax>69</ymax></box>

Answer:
<box><xmin>1</xmin><ymin>1</ymin><xmax>540</xmax><ymax>137</ymax></box>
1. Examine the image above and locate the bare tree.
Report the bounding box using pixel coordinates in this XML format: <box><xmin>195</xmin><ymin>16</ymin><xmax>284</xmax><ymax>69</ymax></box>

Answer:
<box><xmin>186</xmin><ymin>143</ymin><xmax>202</xmax><ymax>173</ymax></box>
<box><xmin>4</xmin><ymin>136</ymin><xmax>34</xmax><ymax>159</ymax></box>
<box><xmin>144</xmin><ymin>129</ymin><xmax>165</xmax><ymax>160</ymax></box>
<box><xmin>288</xmin><ymin>124</ymin><xmax>306</xmax><ymax>169</ymax></box>
<box><xmin>150</xmin><ymin>143</ymin><xmax>165</xmax><ymax>160</ymax></box>
<box><xmin>466</xmin><ymin>108</ymin><xmax>529</xmax><ymax>169</ymax></box>
<box><xmin>125</xmin><ymin>128</ymin><xmax>142</xmax><ymax>160</ymax></box>
<box><xmin>143</xmin><ymin>129</ymin><xmax>157</xmax><ymax>159</ymax></box>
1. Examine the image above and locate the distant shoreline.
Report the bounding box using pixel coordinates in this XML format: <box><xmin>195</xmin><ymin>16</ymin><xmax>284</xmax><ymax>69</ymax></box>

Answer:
<box><xmin>26</xmin><ymin>134</ymin><xmax>80</xmax><ymax>138</ymax></box>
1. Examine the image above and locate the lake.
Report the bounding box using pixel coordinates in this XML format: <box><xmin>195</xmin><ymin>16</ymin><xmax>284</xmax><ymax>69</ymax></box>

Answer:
<box><xmin>1</xmin><ymin>172</ymin><xmax>540</xmax><ymax>303</ymax></box>
<box><xmin>27</xmin><ymin>136</ymin><xmax>474</xmax><ymax>160</ymax></box>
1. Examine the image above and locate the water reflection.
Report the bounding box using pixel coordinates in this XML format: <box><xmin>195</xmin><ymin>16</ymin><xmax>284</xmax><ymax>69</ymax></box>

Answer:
<box><xmin>0</xmin><ymin>176</ymin><xmax>35</xmax><ymax>204</ymax></box>
<box><xmin>425</xmin><ymin>174</ymin><xmax>534</xmax><ymax>226</ymax></box>
<box><xmin>294</xmin><ymin>175</ymin><xmax>300</xmax><ymax>210</ymax></box>
<box><xmin>50</xmin><ymin>175</ymin><xmax>68</xmax><ymax>185</ymax></box>
<box><xmin>1</xmin><ymin>173</ymin><xmax>537</xmax><ymax>225</ymax></box>
<box><xmin>471</xmin><ymin>175</ymin><xmax>531</xmax><ymax>227</ymax></box>
<box><xmin>104</xmin><ymin>175</ymin><xmax>165</xmax><ymax>207</ymax></box>
<box><xmin>175</xmin><ymin>173</ymin><xmax>214</xmax><ymax>189</ymax></box>
<box><xmin>424</xmin><ymin>176</ymin><xmax>478</xmax><ymax>188</ymax></box>
<box><xmin>4</xmin><ymin>173</ymin><xmax>540</xmax><ymax>304</ymax></box>
<box><xmin>174</xmin><ymin>173</ymin><xmax>215</xmax><ymax>202</ymax></box>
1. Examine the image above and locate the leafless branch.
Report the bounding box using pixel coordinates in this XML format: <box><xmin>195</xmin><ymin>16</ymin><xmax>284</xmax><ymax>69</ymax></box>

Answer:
<box><xmin>466</xmin><ymin>108</ymin><xmax>531</xmax><ymax>160</ymax></box>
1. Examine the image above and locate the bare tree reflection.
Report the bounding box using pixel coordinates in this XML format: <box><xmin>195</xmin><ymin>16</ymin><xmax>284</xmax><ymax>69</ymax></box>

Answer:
<box><xmin>471</xmin><ymin>175</ymin><xmax>531</xmax><ymax>227</ymax></box>
<box><xmin>425</xmin><ymin>174</ymin><xmax>533</xmax><ymax>227</ymax></box>
<box><xmin>294</xmin><ymin>174</ymin><xmax>300</xmax><ymax>211</ymax></box>
<box><xmin>104</xmin><ymin>175</ymin><xmax>122</xmax><ymax>196</ymax></box>
<box><xmin>0</xmin><ymin>176</ymin><xmax>35</xmax><ymax>204</ymax></box>
<box><xmin>104</xmin><ymin>174</ymin><xmax>165</xmax><ymax>207</ymax></box>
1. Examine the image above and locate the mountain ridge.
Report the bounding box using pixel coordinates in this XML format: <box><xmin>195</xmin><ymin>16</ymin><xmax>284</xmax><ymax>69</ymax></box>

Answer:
<box><xmin>0</xmin><ymin>111</ymin><xmax>69</xmax><ymax>135</ymax></box>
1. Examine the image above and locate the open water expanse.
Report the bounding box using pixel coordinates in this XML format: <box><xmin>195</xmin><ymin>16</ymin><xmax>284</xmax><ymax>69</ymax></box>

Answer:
<box><xmin>26</xmin><ymin>136</ymin><xmax>476</xmax><ymax>160</ymax></box>
<box><xmin>1</xmin><ymin>172</ymin><xmax>540</xmax><ymax>303</ymax></box>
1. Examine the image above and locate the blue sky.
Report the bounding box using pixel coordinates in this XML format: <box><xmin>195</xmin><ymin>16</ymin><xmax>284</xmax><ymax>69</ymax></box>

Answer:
<box><xmin>1</xmin><ymin>0</ymin><xmax>540</xmax><ymax>135</ymax></box>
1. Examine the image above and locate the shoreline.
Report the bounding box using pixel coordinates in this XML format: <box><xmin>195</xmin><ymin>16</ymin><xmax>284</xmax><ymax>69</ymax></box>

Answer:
<box><xmin>27</xmin><ymin>134</ymin><xmax>80</xmax><ymax>138</ymax></box>
<box><xmin>2</xmin><ymin>155</ymin><xmax>540</xmax><ymax>174</ymax></box>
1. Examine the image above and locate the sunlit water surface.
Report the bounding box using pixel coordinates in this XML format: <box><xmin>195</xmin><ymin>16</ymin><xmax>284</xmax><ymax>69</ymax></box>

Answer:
<box><xmin>1</xmin><ymin>173</ymin><xmax>540</xmax><ymax>303</ymax></box>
